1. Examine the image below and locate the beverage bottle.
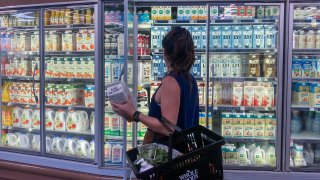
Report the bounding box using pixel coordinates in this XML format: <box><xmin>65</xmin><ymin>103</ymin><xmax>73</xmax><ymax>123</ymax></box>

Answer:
<box><xmin>237</xmin><ymin>144</ymin><xmax>251</xmax><ymax>165</ymax></box>
<box><xmin>54</xmin><ymin>10</ymin><xmax>60</xmax><ymax>25</ymax></box>
<box><xmin>85</xmin><ymin>8</ymin><xmax>93</xmax><ymax>24</ymax></box>
<box><xmin>291</xmin><ymin>111</ymin><xmax>302</xmax><ymax>134</ymax></box>
<box><xmin>304</xmin><ymin>143</ymin><xmax>314</xmax><ymax>165</ymax></box>
<box><xmin>304</xmin><ymin>111</ymin><xmax>314</xmax><ymax>132</ymax></box>
<box><xmin>294</xmin><ymin>145</ymin><xmax>307</xmax><ymax>167</ymax></box>
<box><xmin>137</xmin><ymin>11</ymin><xmax>143</xmax><ymax>24</ymax></box>
<box><xmin>316</xmin><ymin>30</ymin><xmax>320</xmax><ymax>49</ymax></box>
<box><xmin>143</xmin><ymin>10</ymin><xmax>150</xmax><ymax>23</ymax></box>
<box><xmin>50</xmin><ymin>10</ymin><xmax>56</xmax><ymax>25</ymax></box>
<box><xmin>298</xmin><ymin>30</ymin><xmax>307</xmax><ymax>49</ymax></box>
<box><xmin>313</xmin><ymin>111</ymin><xmax>320</xmax><ymax>135</ymax></box>
<box><xmin>59</xmin><ymin>9</ymin><xmax>65</xmax><ymax>25</ymax></box>
<box><xmin>265</xmin><ymin>145</ymin><xmax>276</xmax><ymax>166</ymax></box>
<box><xmin>73</xmin><ymin>10</ymin><xmax>80</xmax><ymax>24</ymax></box>
<box><xmin>306</xmin><ymin>30</ymin><xmax>316</xmax><ymax>49</ymax></box>
<box><xmin>79</xmin><ymin>9</ymin><xmax>85</xmax><ymax>24</ymax></box>
<box><xmin>64</xmin><ymin>9</ymin><xmax>72</xmax><ymax>25</ymax></box>
<box><xmin>315</xmin><ymin>144</ymin><xmax>320</xmax><ymax>163</ymax></box>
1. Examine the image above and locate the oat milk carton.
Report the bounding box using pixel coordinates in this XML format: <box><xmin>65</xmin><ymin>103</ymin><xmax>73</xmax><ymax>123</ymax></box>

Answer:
<box><xmin>264</xmin><ymin>25</ymin><xmax>277</xmax><ymax>48</ymax></box>
<box><xmin>211</xmin><ymin>26</ymin><xmax>222</xmax><ymax>48</ymax></box>
<box><xmin>243</xmin><ymin>113</ymin><xmax>255</xmax><ymax>137</ymax></box>
<box><xmin>253</xmin><ymin>25</ymin><xmax>265</xmax><ymax>49</ymax></box>
<box><xmin>263</xmin><ymin>82</ymin><xmax>275</xmax><ymax>107</ymax></box>
<box><xmin>222</xmin><ymin>112</ymin><xmax>234</xmax><ymax>137</ymax></box>
<box><xmin>232</xmin><ymin>26</ymin><xmax>243</xmax><ymax>48</ymax></box>
<box><xmin>232</xmin><ymin>82</ymin><xmax>243</xmax><ymax>106</ymax></box>
<box><xmin>244</xmin><ymin>81</ymin><xmax>255</xmax><ymax>107</ymax></box>
<box><xmin>254</xmin><ymin>82</ymin><xmax>265</xmax><ymax>107</ymax></box>
<box><xmin>233</xmin><ymin>113</ymin><xmax>244</xmax><ymax>137</ymax></box>
<box><xmin>254</xmin><ymin>113</ymin><xmax>265</xmax><ymax>137</ymax></box>
<box><xmin>265</xmin><ymin>113</ymin><xmax>276</xmax><ymax>138</ymax></box>
<box><xmin>221</xmin><ymin>26</ymin><xmax>232</xmax><ymax>48</ymax></box>
<box><xmin>309</xmin><ymin>83</ymin><xmax>320</xmax><ymax>107</ymax></box>
<box><xmin>243</xmin><ymin>25</ymin><xmax>253</xmax><ymax>48</ymax></box>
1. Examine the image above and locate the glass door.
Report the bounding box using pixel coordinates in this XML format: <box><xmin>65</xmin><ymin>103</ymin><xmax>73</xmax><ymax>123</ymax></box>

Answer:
<box><xmin>287</xmin><ymin>3</ymin><xmax>320</xmax><ymax>171</ymax></box>
<box><xmin>43</xmin><ymin>5</ymin><xmax>95</xmax><ymax>162</ymax></box>
<box><xmin>134</xmin><ymin>4</ymin><xmax>208</xmax><ymax>145</ymax></box>
<box><xmin>209</xmin><ymin>3</ymin><xmax>284</xmax><ymax>170</ymax></box>
<box><xmin>0</xmin><ymin>9</ymin><xmax>41</xmax><ymax>153</ymax></box>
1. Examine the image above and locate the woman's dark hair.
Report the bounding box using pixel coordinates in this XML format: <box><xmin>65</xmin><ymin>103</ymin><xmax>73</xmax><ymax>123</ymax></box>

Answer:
<box><xmin>162</xmin><ymin>27</ymin><xmax>195</xmax><ymax>75</ymax></box>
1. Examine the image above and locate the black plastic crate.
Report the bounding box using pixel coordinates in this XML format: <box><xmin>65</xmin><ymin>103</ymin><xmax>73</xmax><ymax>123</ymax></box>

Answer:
<box><xmin>126</xmin><ymin>125</ymin><xmax>225</xmax><ymax>180</ymax></box>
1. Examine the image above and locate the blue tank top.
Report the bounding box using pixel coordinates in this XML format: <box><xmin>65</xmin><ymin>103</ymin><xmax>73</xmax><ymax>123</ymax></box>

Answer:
<box><xmin>148</xmin><ymin>71</ymin><xmax>199</xmax><ymax>142</ymax></box>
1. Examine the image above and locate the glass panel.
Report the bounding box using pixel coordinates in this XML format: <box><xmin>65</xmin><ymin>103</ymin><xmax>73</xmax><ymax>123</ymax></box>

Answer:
<box><xmin>104</xmin><ymin>2</ymin><xmax>126</xmax><ymax>166</ymax></box>
<box><xmin>0</xmin><ymin>10</ymin><xmax>41</xmax><ymax>152</ymax></box>
<box><xmin>290</xmin><ymin>5</ymin><xmax>320</xmax><ymax>170</ymax></box>
<box><xmin>43</xmin><ymin>6</ymin><xmax>95</xmax><ymax>162</ymax></box>
<box><xmin>209</xmin><ymin>5</ymin><xmax>280</xmax><ymax>169</ymax></box>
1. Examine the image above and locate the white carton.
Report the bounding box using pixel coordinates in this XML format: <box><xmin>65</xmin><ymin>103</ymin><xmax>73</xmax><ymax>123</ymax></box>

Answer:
<box><xmin>105</xmin><ymin>81</ymin><xmax>136</xmax><ymax>107</ymax></box>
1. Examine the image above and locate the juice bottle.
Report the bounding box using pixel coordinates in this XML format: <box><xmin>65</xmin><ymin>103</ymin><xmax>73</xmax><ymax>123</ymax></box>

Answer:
<box><xmin>79</xmin><ymin>9</ymin><xmax>85</xmax><ymax>24</ymax></box>
<box><xmin>50</xmin><ymin>10</ymin><xmax>56</xmax><ymax>25</ymax></box>
<box><xmin>73</xmin><ymin>9</ymin><xmax>80</xmax><ymax>24</ymax></box>
<box><xmin>54</xmin><ymin>10</ymin><xmax>60</xmax><ymax>25</ymax></box>
<box><xmin>59</xmin><ymin>9</ymin><xmax>65</xmax><ymax>25</ymax></box>
<box><xmin>44</xmin><ymin>10</ymin><xmax>51</xmax><ymax>26</ymax></box>
<box><xmin>85</xmin><ymin>8</ymin><xmax>93</xmax><ymax>24</ymax></box>
<box><xmin>64</xmin><ymin>9</ymin><xmax>72</xmax><ymax>25</ymax></box>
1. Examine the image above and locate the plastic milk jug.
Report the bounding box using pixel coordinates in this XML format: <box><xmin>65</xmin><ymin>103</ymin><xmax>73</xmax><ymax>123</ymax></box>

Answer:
<box><xmin>252</xmin><ymin>145</ymin><xmax>266</xmax><ymax>165</ymax></box>
<box><xmin>21</xmin><ymin>108</ymin><xmax>33</xmax><ymax>128</ymax></box>
<box><xmin>54</xmin><ymin>110</ymin><xmax>67</xmax><ymax>131</ymax></box>
<box><xmin>51</xmin><ymin>136</ymin><xmax>64</xmax><ymax>154</ymax></box>
<box><xmin>265</xmin><ymin>145</ymin><xmax>276</xmax><ymax>166</ymax></box>
<box><xmin>304</xmin><ymin>143</ymin><xmax>314</xmax><ymax>165</ymax></box>
<box><xmin>315</xmin><ymin>144</ymin><xmax>320</xmax><ymax>163</ymax></box>
<box><xmin>66</xmin><ymin>110</ymin><xmax>82</xmax><ymax>132</ymax></box>
<box><xmin>238</xmin><ymin>144</ymin><xmax>251</xmax><ymax>165</ymax></box>
<box><xmin>90</xmin><ymin>112</ymin><xmax>95</xmax><ymax>134</ymax></box>
<box><xmin>32</xmin><ymin>134</ymin><xmax>40</xmax><ymax>151</ymax></box>
<box><xmin>77</xmin><ymin>111</ymin><xmax>89</xmax><ymax>131</ymax></box>
<box><xmin>5</xmin><ymin>133</ymin><xmax>18</xmax><ymax>147</ymax></box>
<box><xmin>32</xmin><ymin>109</ymin><xmax>41</xmax><ymax>129</ymax></box>
<box><xmin>89</xmin><ymin>140</ymin><xmax>95</xmax><ymax>159</ymax></box>
<box><xmin>294</xmin><ymin>145</ymin><xmax>307</xmax><ymax>167</ymax></box>
<box><xmin>17</xmin><ymin>133</ymin><xmax>31</xmax><ymax>149</ymax></box>
<box><xmin>63</xmin><ymin>137</ymin><xmax>77</xmax><ymax>155</ymax></box>
<box><xmin>76</xmin><ymin>138</ymin><xmax>90</xmax><ymax>158</ymax></box>
<box><xmin>45</xmin><ymin>109</ymin><xmax>56</xmax><ymax>130</ymax></box>
<box><xmin>12</xmin><ymin>107</ymin><xmax>23</xmax><ymax>127</ymax></box>
<box><xmin>46</xmin><ymin>136</ymin><xmax>53</xmax><ymax>153</ymax></box>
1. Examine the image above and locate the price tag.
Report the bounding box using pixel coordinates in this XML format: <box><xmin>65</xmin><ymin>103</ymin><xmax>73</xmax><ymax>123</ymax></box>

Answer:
<box><xmin>168</xmin><ymin>20</ymin><xmax>173</xmax><ymax>23</ymax></box>
<box><xmin>213</xmin><ymin>106</ymin><xmax>218</xmax><ymax>110</ymax></box>
<box><xmin>254</xmin><ymin>19</ymin><xmax>259</xmax><ymax>23</ymax></box>
<box><xmin>311</xmin><ymin>19</ymin><xmax>317</xmax><ymax>28</ymax></box>
<box><xmin>190</xmin><ymin>20</ymin><xmax>195</xmax><ymax>23</ymax></box>
<box><xmin>66</xmin><ymin>25</ymin><xmax>71</xmax><ymax>29</ymax></box>
<box><xmin>67</xmin><ymin>78</ymin><xmax>72</xmax><ymax>82</ymax></box>
<box><xmin>68</xmin><ymin>106</ymin><xmax>73</xmax><ymax>111</ymax></box>
<box><xmin>310</xmin><ymin>107</ymin><xmax>315</xmax><ymax>111</ymax></box>
<box><xmin>66</xmin><ymin>51</ymin><xmax>70</xmax><ymax>55</ymax></box>
<box><xmin>240</xmin><ymin>107</ymin><xmax>245</xmax><ymax>111</ymax></box>
<box><xmin>257</xmin><ymin>78</ymin><xmax>262</xmax><ymax>82</ymax></box>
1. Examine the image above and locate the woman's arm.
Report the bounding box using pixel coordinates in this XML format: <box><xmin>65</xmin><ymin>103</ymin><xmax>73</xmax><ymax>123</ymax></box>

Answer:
<box><xmin>142</xmin><ymin>129</ymin><xmax>154</xmax><ymax>145</ymax></box>
<box><xmin>111</xmin><ymin>76</ymin><xmax>180</xmax><ymax>136</ymax></box>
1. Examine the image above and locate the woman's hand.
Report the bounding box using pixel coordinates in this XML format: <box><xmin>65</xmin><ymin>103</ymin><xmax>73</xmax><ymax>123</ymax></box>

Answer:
<box><xmin>111</xmin><ymin>95</ymin><xmax>135</xmax><ymax>122</ymax></box>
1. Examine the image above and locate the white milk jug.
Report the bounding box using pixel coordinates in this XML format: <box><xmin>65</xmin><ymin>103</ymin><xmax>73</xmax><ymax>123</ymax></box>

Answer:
<box><xmin>252</xmin><ymin>145</ymin><xmax>266</xmax><ymax>165</ymax></box>
<box><xmin>89</xmin><ymin>140</ymin><xmax>95</xmax><ymax>159</ymax></box>
<box><xmin>238</xmin><ymin>144</ymin><xmax>251</xmax><ymax>165</ymax></box>
<box><xmin>111</xmin><ymin>143</ymin><xmax>123</xmax><ymax>163</ymax></box>
<box><xmin>66</xmin><ymin>111</ymin><xmax>82</xmax><ymax>132</ymax></box>
<box><xmin>32</xmin><ymin>134</ymin><xmax>40</xmax><ymax>151</ymax></box>
<box><xmin>51</xmin><ymin>136</ymin><xmax>64</xmax><ymax>154</ymax></box>
<box><xmin>90</xmin><ymin>112</ymin><xmax>95</xmax><ymax>134</ymax></box>
<box><xmin>76</xmin><ymin>139</ymin><xmax>90</xmax><ymax>158</ymax></box>
<box><xmin>45</xmin><ymin>109</ymin><xmax>56</xmax><ymax>130</ymax></box>
<box><xmin>63</xmin><ymin>137</ymin><xmax>77</xmax><ymax>156</ymax></box>
<box><xmin>266</xmin><ymin>146</ymin><xmax>276</xmax><ymax>166</ymax></box>
<box><xmin>12</xmin><ymin>107</ymin><xmax>23</xmax><ymax>127</ymax></box>
<box><xmin>32</xmin><ymin>109</ymin><xmax>41</xmax><ymax>129</ymax></box>
<box><xmin>77</xmin><ymin>111</ymin><xmax>89</xmax><ymax>131</ymax></box>
<box><xmin>46</xmin><ymin>136</ymin><xmax>53</xmax><ymax>153</ymax></box>
<box><xmin>17</xmin><ymin>133</ymin><xmax>31</xmax><ymax>149</ymax></box>
<box><xmin>294</xmin><ymin>145</ymin><xmax>307</xmax><ymax>167</ymax></box>
<box><xmin>21</xmin><ymin>108</ymin><xmax>33</xmax><ymax>128</ymax></box>
<box><xmin>5</xmin><ymin>133</ymin><xmax>18</xmax><ymax>147</ymax></box>
<box><xmin>54</xmin><ymin>110</ymin><xmax>67</xmax><ymax>131</ymax></box>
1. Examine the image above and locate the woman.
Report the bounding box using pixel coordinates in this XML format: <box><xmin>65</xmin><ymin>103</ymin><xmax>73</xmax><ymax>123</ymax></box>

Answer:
<box><xmin>111</xmin><ymin>27</ymin><xmax>199</xmax><ymax>144</ymax></box>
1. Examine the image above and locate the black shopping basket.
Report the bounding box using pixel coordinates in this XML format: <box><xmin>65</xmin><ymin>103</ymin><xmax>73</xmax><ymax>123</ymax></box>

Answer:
<box><xmin>126</xmin><ymin>117</ymin><xmax>225</xmax><ymax>180</ymax></box>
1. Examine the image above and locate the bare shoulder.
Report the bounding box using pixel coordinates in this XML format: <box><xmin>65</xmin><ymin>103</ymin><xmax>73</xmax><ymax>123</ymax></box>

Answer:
<box><xmin>161</xmin><ymin>76</ymin><xmax>180</xmax><ymax>92</ymax></box>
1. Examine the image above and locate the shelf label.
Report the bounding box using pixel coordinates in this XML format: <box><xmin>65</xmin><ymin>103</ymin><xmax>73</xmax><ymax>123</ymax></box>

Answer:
<box><xmin>257</xmin><ymin>78</ymin><xmax>262</xmax><ymax>82</ymax></box>
<box><xmin>240</xmin><ymin>107</ymin><xmax>245</xmax><ymax>111</ymax></box>
<box><xmin>213</xmin><ymin>106</ymin><xmax>218</xmax><ymax>110</ymax></box>
<box><xmin>310</xmin><ymin>108</ymin><xmax>315</xmax><ymax>111</ymax></box>
<box><xmin>168</xmin><ymin>20</ymin><xmax>173</xmax><ymax>23</ymax></box>
<box><xmin>68</xmin><ymin>106</ymin><xmax>73</xmax><ymax>111</ymax></box>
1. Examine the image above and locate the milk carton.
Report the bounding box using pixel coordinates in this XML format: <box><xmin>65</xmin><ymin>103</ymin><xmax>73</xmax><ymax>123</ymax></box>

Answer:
<box><xmin>314</xmin><ymin>57</ymin><xmax>320</xmax><ymax>78</ymax></box>
<box><xmin>184</xmin><ymin>6</ymin><xmax>192</xmax><ymax>20</ymax></box>
<box><xmin>253</xmin><ymin>25</ymin><xmax>265</xmax><ymax>49</ymax></box>
<box><xmin>191</xmin><ymin>26</ymin><xmax>202</xmax><ymax>49</ymax></box>
<box><xmin>232</xmin><ymin>82</ymin><xmax>243</xmax><ymax>106</ymax></box>
<box><xmin>164</xmin><ymin>6</ymin><xmax>172</xmax><ymax>20</ymax></box>
<box><xmin>243</xmin><ymin>25</ymin><xmax>253</xmax><ymax>48</ymax></box>
<box><xmin>201</xmin><ymin>54</ymin><xmax>206</xmax><ymax>78</ymax></box>
<box><xmin>233</xmin><ymin>113</ymin><xmax>244</xmax><ymax>137</ymax></box>
<box><xmin>301</xmin><ymin>58</ymin><xmax>315</xmax><ymax>78</ymax></box>
<box><xmin>244</xmin><ymin>82</ymin><xmax>255</xmax><ymax>107</ymax></box>
<box><xmin>222</xmin><ymin>82</ymin><xmax>232</xmax><ymax>105</ymax></box>
<box><xmin>265</xmin><ymin>25</ymin><xmax>277</xmax><ymax>48</ymax></box>
<box><xmin>191</xmin><ymin>6</ymin><xmax>198</xmax><ymax>20</ymax></box>
<box><xmin>201</xmin><ymin>26</ymin><xmax>207</xmax><ymax>49</ymax></box>
<box><xmin>31</xmin><ymin>32</ymin><xmax>39</xmax><ymax>52</ymax></box>
<box><xmin>232</xmin><ymin>26</ymin><xmax>243</xmax><ymax>48</ymax></box>
<box><xmin>211</xmin><ymin>26</ymin><xmax>222</xmax><ymax>48</ymax></box>
<box><xmin>293</xmin><ymin>82</ymin><xmax>310</xmax><ymax>106</ymax></box>
<box><xmin>292</xmin><ymin>57</ymin><xmax>302</xmax><ymax>78</ymax></box>
<box><xmin>213</xmin><ymin>82</ymin><xmax>222</xmax><ymax>105</ymax></box>
<box><xmin>177</xmin><ymin>6</ymin><xmax>184</xmax><ymax>20</ymax></box>
<box><xmin>221</xmin><ymin>112</ymin><xmax>234</xmax><ymax>137</ymax></box>
<box><xmin>265</xmin><ymin>113</ymin><xmax>276</xmax><ymax>138</ymax></box>
<box><xmin>230</xmin><ymin>55</ymin><xmax>242</xmax><ymax>77</ymax></box>
<box><xmin>158</xmin><ymin>7</ymin><xmax>165</xmax><ymax>20</ymax></box>
<box><xmin>211</xmin><ymin>54</ymin><xmax>221</xmax><ymax>77</ymax></box>
<box><xmin>210</xmin><ymin>6</ymin><xmax>219</xmax><ymax>20</ymax></box>
<box><xmin>192</xmin><ymin>55</ymin><xmax>201</xmax><ymax>77</ymax></box>
<box><xmin>151</xmin><ymin>26</ymin><xmax>161</xmax><ymax>49</ymax></box>
<box><xmin>152</xmin><ymin>55</ymin><xmax>163</xmax><ymax>79</ymax></box>
<box><xmin>198</xmin><ymin>6</ymin><xmax>207</xmax><ymax>20</ymax></box>
<box><xmin>254</xmin><ymin>113</ymin><xmax>265</xmax><ymax>137</ymax></box>
<box><xmin>151</xmin><ymin>7</ymin><xmax>159</xmax><ymax>20</ymax></box>
<box><xmin>254</xmin><ymin>82</ymin><xmax>265</xmax><ymax>107</ymax></box>
<box><xmin>221</xmin><ymin>54</ymin><xmax>231</xmax><ymax>77</ymax></box>
<box><xmin>221</xmin><ymin>26</ymin><xmax>232</xmax><ymax>49</ymax></box>
<box><xmin>309</xmin><ymin>83</ymin><xmax>320</xmax><ymax>107</ymax></box>
<box><xmin>84</xmin><ymin>85</ymin><xmax>95</xmax><ymax>108</ymax></box>
<box><xmin>243</xmin><ymin>113</ymin><xmax>255</xmax><ymax>137</ymax></box>
<box><xmin>263</xmin><ymin>82</ymin><xmax>275</xmax><ymax>107</ymax></box>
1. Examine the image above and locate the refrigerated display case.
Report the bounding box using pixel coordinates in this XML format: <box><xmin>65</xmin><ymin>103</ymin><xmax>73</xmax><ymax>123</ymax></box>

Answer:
<box><xmin>286</xmin><ymin>2</ymin><xmax>320</xmax><ymax>172</ymax></box>
<box><xmin>0</xmin><ymin>9</ymin><xmax>41</xmax><ymax>154</ymax></box>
